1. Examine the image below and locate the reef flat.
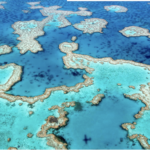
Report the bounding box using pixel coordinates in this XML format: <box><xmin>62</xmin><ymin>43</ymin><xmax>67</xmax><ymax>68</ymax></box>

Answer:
<box><xmin>122</xmin><ymin>84</ymin><xmax>150</xmax><ymax>149</ymax></box>
<box><xmin>104</xmin><ymin>5</ymin><xmax>128</xmax><ymax>13</ymax></box>
<box><xmin>73</xmin><ymin>18</ymin><xmax>108</xmax><ymax>34</ymax></box>
<box><xmin>37</xmin><ymin>101</ymin><xmax>76</xmax><ymax>149</ymax></box>
<box><xmin>2</xmin><ymin>1</ymin><xmax>150</xmax><ymax>149</ymax></box>
<box><xmin>119</xmin><ymin>26</ymin><xmax>150</xmax><ymax>38</ymax></box>
<box><xmin>89</xmin><ymin>94</ymin><xmax>105</xmax><ymax>105</ymax></box>
<box><xmin>12</xmin><ymin>20</ymin><xmax>46</xmax><ymax>54</ymax></box>
<box><xmin>0</xmin><ymin>63</ymin><xmax>22</xmax><ymax>92</ymax></box>
<box><xmin>0</xmin><ymin>45</ymin><xmax>12</xmax><ymax>55</ymax></box>
<box><xmin>12</xmin><ymin>5</ymin><xmax>92</xmax><ymax>54</ymax></box>
<box><xmin>71</xmin><ymin>36</ymin><xmax>77</xmax><ymax>42</ymax></box>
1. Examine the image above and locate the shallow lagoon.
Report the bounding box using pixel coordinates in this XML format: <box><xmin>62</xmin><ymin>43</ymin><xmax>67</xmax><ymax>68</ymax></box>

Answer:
<box><xmin>0</xmin><ymin>66</ymin><xmax>14</xmax><ymax>85</ymax></box>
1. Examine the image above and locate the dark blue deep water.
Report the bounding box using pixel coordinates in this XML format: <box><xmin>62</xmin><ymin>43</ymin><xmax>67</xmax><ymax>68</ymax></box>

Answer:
<box><xmin>0</xmin><ymin>0</ymin><xmax>150</xmax><ymax>149</ymax></box>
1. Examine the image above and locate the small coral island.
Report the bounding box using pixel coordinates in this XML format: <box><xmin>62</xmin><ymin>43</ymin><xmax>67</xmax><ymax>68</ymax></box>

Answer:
<box><xmin>2</xmin><ymin>36</ymin><xmax>150</xmax><ymax>149</ymax></box>
<box><xmin>12</xmin><ymin>20</ymin><xmax>45</xmax><ymax>54</ymax></box>
<box><xmin>119</xmin><ymin>26</ymin><xmax>150</xmax><ymax>38</ymax></box>
<box><xmin>0</xmin><ymin>45</ymin><xmax>12</xmax><ymax>55</ymax></box>
<box><xmin>73</xmin><ymin>18</ymin><xmax>108</xmax><ymax>34</ymax></box>
<box><xmin>104</xmin><ymin>5</ymin><xmax>128</xmax><ymax>13</ymax></box>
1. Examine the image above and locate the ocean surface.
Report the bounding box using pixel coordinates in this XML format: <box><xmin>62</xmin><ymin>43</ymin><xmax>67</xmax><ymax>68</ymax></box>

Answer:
<box><xmin>0</xmin><ymin>0</ymin><xmax>150</xmax><ymax>149</ymax></box>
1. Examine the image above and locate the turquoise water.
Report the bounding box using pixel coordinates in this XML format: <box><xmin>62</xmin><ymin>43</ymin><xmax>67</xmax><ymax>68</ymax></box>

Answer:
<box><xmin>0</xmin><ymin>48</ymin><xmax>3</xmax><ymax>53</ymax></box>
<box><xmin>20</xmin><ymin>22</ymin><xmax>38</xmax><ymax>31</ymax></box>
<box><xmin>63</xmin><ymin>44</ymin><xmax>72</xmax><ymax>48</ymax></box>
<box><xmin>78</xmin><ymin>25</ymin><xmax>84</xmax><ymax>28</ymax></box>
<box><xmin>56</xmin><ymin>60</ymin><xmax>149</xmax><ymax>149</ymax></box>
<box><xmin>89</xmin><ymin>62</ymin><xmax>150</xmax><ymax>94</ymax></box>
<box><xmin>0</xmin><ymin>66</ymin><xmax>14</xmax><ymax>85</ymax></box>
<box><xmin>125</xmin><ymin>30</ymin><xmax>137</xmax><ymax>36</ymax></box>
<box><xmin>108</xmin><ymin>6</ymin><xmax>121</xmax><ymax>12</ymax></box>
<box><xmin>0</xmin><ymin>98</ymin><xmax>54</xmax><ymax>149</ymax></box>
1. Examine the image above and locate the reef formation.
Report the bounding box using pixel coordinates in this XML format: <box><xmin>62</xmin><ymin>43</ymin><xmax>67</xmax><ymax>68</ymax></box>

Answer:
<box><xmin>1</xmin><ymin>37</ymin><xmax>150</xmax><ymax>149</ymax></box>
<box><xmin>12</xmin><ymin>4</ymin><xmax>92</xmax><ymax>54</ymax></box>
<box><xmin>122</xmin><ymin>84</ymin><xmax>150</xmax><ymax>149</ymax></box>
<box><xmin>37</xmin><ymin>101</ymin><xmax>76</xmax><ymax>149</ymax></box>
<box><xmin>104</xmin><ymin>5</ymin><xmax>128</xmax><ymax>13</ymax></box>
<box><xmin>73</xmin><ymin>18</ymin><xmax>108</xmax><ymax>34</ymax></box>
<box><xmin>27</xmin><ymin>1</ymin><xmax>43</xmax><ymax>9</ymax></box>
<box><xmin>119</xmin><ymin>26</ymin><xmax>150</xmax><ymax>38</ymax></box>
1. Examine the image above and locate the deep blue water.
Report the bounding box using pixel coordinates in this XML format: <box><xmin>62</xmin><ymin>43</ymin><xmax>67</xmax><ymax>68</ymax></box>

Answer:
<box><xmin>0</xmin><ymin>0</ymin><xmax>150</xmax><ymax>149</ymax></box>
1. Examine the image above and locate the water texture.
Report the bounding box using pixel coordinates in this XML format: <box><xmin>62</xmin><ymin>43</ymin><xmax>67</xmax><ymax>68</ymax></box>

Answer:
<box><xmin>0</xmin><ymin>0</ymin><xmax>150</xmax><ymax>149</ymax></box>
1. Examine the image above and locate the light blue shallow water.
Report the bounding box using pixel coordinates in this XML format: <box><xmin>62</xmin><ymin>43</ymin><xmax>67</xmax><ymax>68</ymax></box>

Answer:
<box><xmin>0</xmin><ymin>52</ymin><xmax>150</xmax><ymax>148</ymax></box>
<box><xmin>127</xmin><ymin>110</ymin><xmax>150</xmax><ymax>145</ymax></box>
<box><xmin>125</xmin><ymin>29</ymin><xmax>137</xmax><ymax>35</ymax></box>
<box><xmin>59</xmin><ymin>95</ymin><xmax>143</xmax><ymax>149</ymax></box>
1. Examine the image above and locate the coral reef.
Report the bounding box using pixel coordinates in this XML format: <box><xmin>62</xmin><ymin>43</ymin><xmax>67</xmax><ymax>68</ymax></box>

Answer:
<box><xmin>122</xmin><ymin>123</ymin><xmax>150</xmax><ymax>149</ymax></box>
<box><xmin>124</xmin><ymin>84</ymin><xmax>150</xmax><ymax>119</ymax></box>
<box><xmin>0</xmin><ymin>45</ymin><xmax>12</xmax><ymax>55</ymax></box>
<box><xmin>40</xmin><ymin>5</ymin><xmax>92</xmax><ymax>17</ymax></box>
<box><xmin>117</xmin><ymin>83</ymin><xmax>121</xmax><ymax>86</ymax></box>
<box><xmin>12</xmin><ymin>20</ymin><xmax>45</xmax><ymax>54</ymax></box>
<box><xmin>119</xmin><ymin>26</ymin><xmax>150</xmax><ymax>38</ymax></box>
<box><xmin>128</xmin><ymin>85</ymin><xmax>135</xmax><ymax>89</ymax></box>
<box><xmin>8</xmin><ymin>148</ymin><xmax>17</xmax><ymax>150</ymax></box>
<box><xmin>71</xmin><ymin>36</ymin><xmax>77</xmax><ymax>42</ymax></box>
<box><xmin>1</xmin><ymin>38</ymin><xmax>150</xmax><ymax>149</ymax></box>
<box><xmin>122</xmin><ymin>83</ymin><xmax>150</xmax><ymax>149</ymax></box>
<box><xmin>27</xmin><ymin>133</ymin><xmax>33</xmax><ymax>138</ymax></box>
<box><xmin>2</xmin><ymin>39</ymin><xmax>150</xmax><ymax>106</ymax></box>
<box><xmin>12</xmin><ymin>6</ymin><xmax>92</xmax><ymax>54</ymax></box>
<box><xmin>0</xmin><ymin>73</ymin><xmax>93</xmax><ymax>104</ymax></box>
<box><xmin>37</xmin><ymin>102</ymin><xmax>76</xmax><ymax>149</ymax></box>
<box><xmin>89</xmin><ymin>94</ymin><xmax>105</xmax><ymax>105</ymax></box>
<box><xmin>0</xmin><ymin>63</ymin><xmax>22</xmax><ymax>92</ymax></box>
<box><xmin>27</xmin><ymin>1</ymin><xmax>43</xmax><ymax>9</ymax></box>
<box><xmin>73</xmin><ymin>18</ymin><xmax>108</xmax><ymax>34</ymax></box>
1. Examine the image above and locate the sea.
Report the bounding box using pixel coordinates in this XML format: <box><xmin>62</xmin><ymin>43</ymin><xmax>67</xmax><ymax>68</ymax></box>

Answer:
<box><xmin>0</xmin><ymin>0</ymin><xmax>150</xmax><ymax>149</ymax></box>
